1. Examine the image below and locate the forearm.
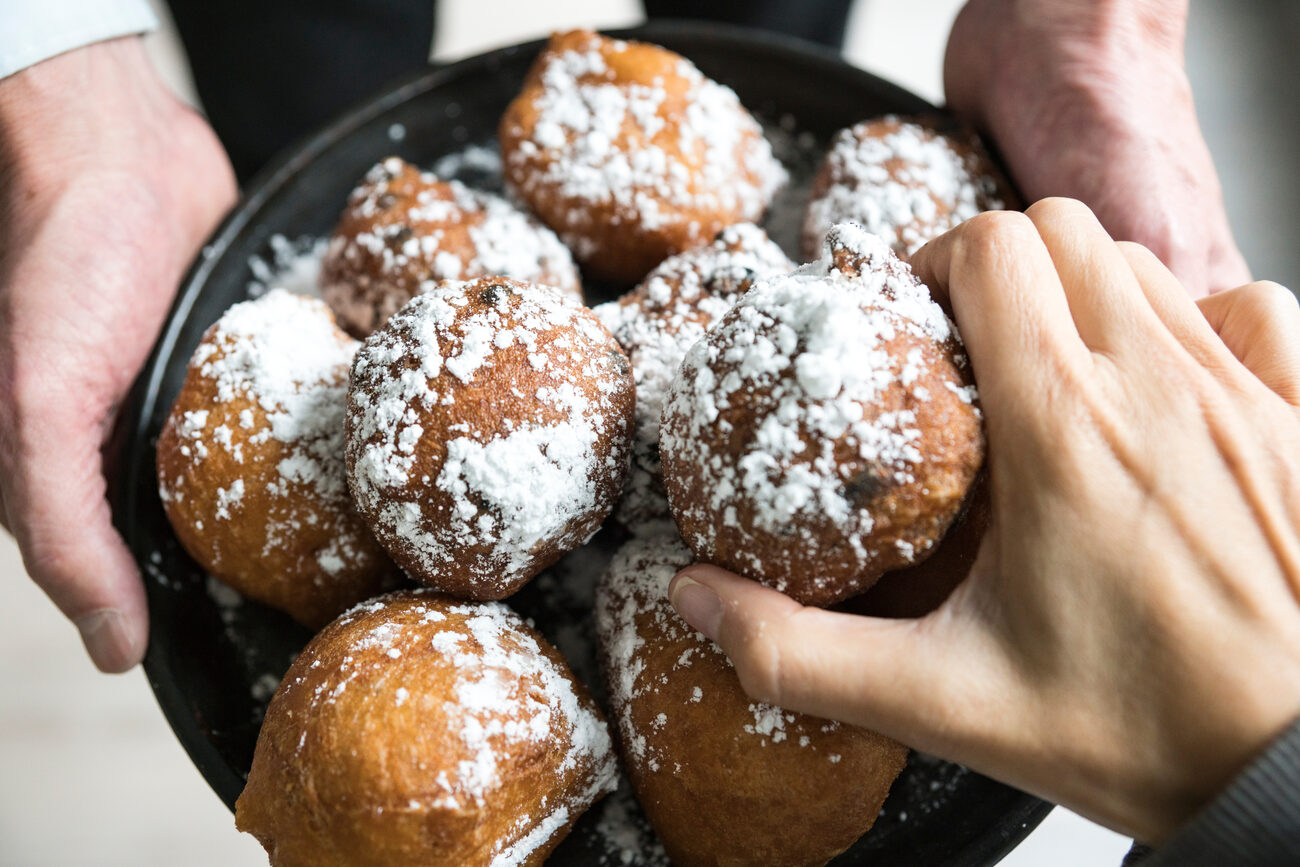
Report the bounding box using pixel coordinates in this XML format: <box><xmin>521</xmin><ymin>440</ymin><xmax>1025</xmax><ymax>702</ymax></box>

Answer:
<box><xmin>947</xmin><ymin>0</ymin><xmax>1189</xmax><ymax>137</ymax></box>
<box><xmin>944</xmin><ymin>0</ymin><xmax>1248</xmax><ymax>294</ymax></box>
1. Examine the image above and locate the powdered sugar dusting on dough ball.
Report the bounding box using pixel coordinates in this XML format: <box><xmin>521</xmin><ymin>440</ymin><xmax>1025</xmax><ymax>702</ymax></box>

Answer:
<box><xmin>659</xmin><ymin>225</ymin><xmax>985</xmax><ymax>606</ymax></box>
<box><xmin>156</xmin><ymin>289</ymin><xmax>396</xmax><ymax>628</ymax></box>
<box><xmin>594</xmin><ymin>223</ymin><xmax>794</xmax><ymax>530</ymax></box>
<box><xmin>803</xmin><ymin>115</ymin><xmax>1012</xmax><ymax>259</ymax></box>
<box><xmin>500</xmin><ymin>30</ymin><xmax>787</xmax><ymax>283</ymax></box>
<box><xmin>236</xmin><ymin>590</ymin><xmax>616</xmax><ymax>865</ymax></box>
<box><xmin>593</xmin><ymin>532</ymin><xmax>909</xmax><ymax>864</ymax></box>
<box><xmin>322</xmin><ymin>157</ymin><xmax>582</xmax><ymax>337</ymax></box>
<box><xmin>345</xmin><ymin>278</ymin><xmax>635</xmax><ymax>600</ymax></box>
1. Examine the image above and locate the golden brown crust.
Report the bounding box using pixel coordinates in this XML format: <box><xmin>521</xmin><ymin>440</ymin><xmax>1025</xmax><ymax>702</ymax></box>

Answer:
<box><xmin>320</xmin><ymin>157</ymin><xmax>582</xmax><ymax>338</ymax></box>
<box><xmin>802</xmin><ymin>114</ymin><xmax>1016</xmax><ymax>261</ymax></box>
<box><xmin>345</xmin><ymin>277</ymin><xmax>635</xmax><ymax>599</ymax></box>
<box><xmin>235</xmin><ymin>591</ymin><xmax>617</xmax><ymax>867</ymax></box>
<box><xmin>660</xmin><ymin>224</ymin><xmax>985</xmax><ymax>606</ymax></box>
<box><xmin>843</xmin><ymin>474</ymin><xmax>990</xmax><ymax>619</ymax></box>
<box><xmin>595</xmin><ymin>534</ymin><xmax>909</xmax><ymax>866</ymax></box>
<box><xmin>500</xmin><ymin>30</ymin><xmax>786</xmax><ymax>284</ymax></box>
<box><xmin>155</xmin><ymin>290</ymin><xmax>396</xmax><ymax>628</ymax></box>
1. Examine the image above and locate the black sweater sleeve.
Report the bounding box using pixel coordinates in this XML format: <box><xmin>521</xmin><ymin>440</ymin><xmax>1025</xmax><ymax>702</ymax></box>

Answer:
<box><xmin>1124</xmin><ymin>715</ymin><xmax>1300</xmax><ymax>866</ymax></box>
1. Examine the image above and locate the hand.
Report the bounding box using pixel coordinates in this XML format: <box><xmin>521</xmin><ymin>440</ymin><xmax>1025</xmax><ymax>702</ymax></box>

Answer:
<box><xmin>944</xmin><ymin>0</ymin><xmax>1249</xmax><ymax>296</ymax></box>
<box><xmin>667</xmin><ymin>199</ymin><xmax>1300</xmax><ymax>844</ymax></box>
<box><xmin>0</xmin><ymin>38</ymin><xmax>236</xmax><ymax>672</ymax></box>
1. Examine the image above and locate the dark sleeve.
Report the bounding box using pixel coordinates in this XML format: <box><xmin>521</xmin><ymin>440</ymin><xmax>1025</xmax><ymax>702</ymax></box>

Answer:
<box><xmin>165</xmin><ymin>0</ymin><xmax>435</xmax><ymax>183</ymax></box>
<box><xmin>1123</xmin><ymin>715</ymin><xmax>1300</xmax><ymax>866</ymax></box>
<box><xmin>641</xmin><ymin>0</ymin><xmax>855</xmax><ymax>51</ymax></box>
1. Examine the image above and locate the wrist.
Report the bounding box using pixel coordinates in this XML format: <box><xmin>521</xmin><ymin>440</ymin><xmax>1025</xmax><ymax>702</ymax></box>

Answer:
<box><xmin>0</xmin><ymin>36</ymin><xmax>234</xmax><ymax>268</ymax></box>
<box><xmin>0</xmin><ymin>37</ymin><xmax>180</xmax><ymax>176</ymax></box>
<box><xmin>946</xmin><ymin>0</ymin><xmax>1189</xmax><ymax>130</ymax></box>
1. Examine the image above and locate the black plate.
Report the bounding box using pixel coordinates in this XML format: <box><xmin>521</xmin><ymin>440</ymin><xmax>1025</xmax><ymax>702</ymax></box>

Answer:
<box><xmin>109</xmin><ymin>20</ymin><xmax>1051</xmax><ymax>865</ymax></box>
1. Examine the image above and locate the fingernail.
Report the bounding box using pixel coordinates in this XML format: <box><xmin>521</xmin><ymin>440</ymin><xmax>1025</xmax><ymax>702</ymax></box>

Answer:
<box><xmin>76</xmin><ymin>609</ymin><xmax>138</xmax><ymax>673</ymax></box>
<box><xmin>670</xmin><ymin>574</ymin><xmax>723</xmax><ymax>642</ymax></box>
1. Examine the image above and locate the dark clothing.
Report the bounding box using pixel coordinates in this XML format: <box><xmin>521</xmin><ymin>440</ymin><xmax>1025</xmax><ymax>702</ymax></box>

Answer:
<box><xmin>165</xmin><ymin>0</ymin><xmax>436</xmax><ymax>182</ymax></box>
<box><xmin>165</xmin><ymin>0</ymin><xmax>855</xmax><ymax>182</ymax></box>
<box><xmin>1126</xmin><ymin>714</ymin><xmax>1300</xmax><ymax>867</ymax></box>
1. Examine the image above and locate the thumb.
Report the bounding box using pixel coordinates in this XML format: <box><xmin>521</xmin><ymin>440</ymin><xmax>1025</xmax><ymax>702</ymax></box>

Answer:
<box><xmin>6</xmin><ymin>401</ymin><xmax>148</xmax><ymax>673</ymax></box>
<box><xmin>1197</xmin><ymin>281</ymin><xmax>1300</xmax><ymax>406</ymax></box>
<box><xmin>668</xmin><ymin>564</ymin><xmax>989</xmax><ymax>748</ymax></box>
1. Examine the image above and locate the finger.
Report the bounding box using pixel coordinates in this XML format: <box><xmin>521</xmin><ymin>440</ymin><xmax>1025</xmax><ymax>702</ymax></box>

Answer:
<box><xmin>1197</xmin><ymin>281</ymin><xmax>1300</xmax><ymax>405</ymax></box>
<box><xmin>1024</xmin><ymin>198</ymin><xmax>1161</xmax><ymax>355</ymax></box>
<box><xmin>6</xmin><ymin>403</ymin><xmax>148</xmax><ymax>673</ymax></box>
<box><xmin>1115</xmin><ymin>242</ymin><xmax>1240</xmax><ymax>372</ymax></box>
<box><xmin>910</xmin><ymin>210</ymin><xmax>1091</xmax><ymax>403</ymax></box>
<box><xmin>668</xmin><ymin>564</ymin><xmax>1000</xmax><ymax>750</ymax></box>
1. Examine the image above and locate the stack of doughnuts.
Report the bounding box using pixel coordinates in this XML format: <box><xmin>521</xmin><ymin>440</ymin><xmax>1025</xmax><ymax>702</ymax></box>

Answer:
<box><xmin>155</xmin><ymin>27</ymin><xmax>1011</xmax><ymax>866</ymax></box>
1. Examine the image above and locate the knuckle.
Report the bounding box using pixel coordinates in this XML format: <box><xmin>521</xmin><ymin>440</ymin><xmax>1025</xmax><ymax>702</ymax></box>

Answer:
<box><xmin>1114</xmin><ymin>239</ymin><xmax>1159</xmax><ymax>266</ymax></box>
<box><xmin>960</xmin><ymin>209</ymin><xmax>1036</xmax><ymax>247</ymax></box>
<box><xmin>954</xmin><ymin>211</ymin><xmax>1039</xmax><ymax>272</ymax></box>
<box><xmin>20</xmin><ymin>534</ymin><xmax>74</xmax><ymax>586</ymax></box>
<box><xmin>1242</xmin><ymin>280</ymin><xmax>1298</xmax><ymax>314</ymax></box>
<box><xmin>1025</xmin><ymin>196</ymin><xmax>1090</xmax><ymax>224</ymax></box>
<box><xmin>728</xmin><ymin>620</ymin><xmax>787</xmax><ymax>707</ymax></box>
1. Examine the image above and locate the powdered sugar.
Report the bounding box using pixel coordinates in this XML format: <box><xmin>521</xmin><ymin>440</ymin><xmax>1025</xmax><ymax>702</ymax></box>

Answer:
<box><xmin>275</xmin><ymin>592</ymin><xmax>616</xmax><ymax>865</ymax></box>
<box><xmin>804</xmin><ymin>115</ymin><xmax>1008</xmax><ymax>258</ymax></box>
<box><xmin>594</xmin><ymin>223</ymin><xmax>794</xmax><ymax>528</ymax></box>
<box><xmin>590</xmin><ymin>781</ymin><xmax>670</xmax><ymax>866</ymax></box>
<box><xmin>190</xmin><ymin>290</ymin><xmax>357</xmax><ymax>501</ymax></box>
<box><xmin>436</xmin><ymin>413</ymin><xmax>602</xmax><ymax>572</ymax></box>
<box><xmin>504</xmin><ymin>31</ymin><xmax>785</xmax><ymax>264</ymax></box>
<box><xmin>346</xmin><ymin>279</ymin><xmax>632</xmax><ymax>595</ymax></box>
<box><xmin>660</xmin><ymin>225</ymin><xmax>981</xmax><ymax>599</ymax></box>
<box><xmin>247</xmin><ymin>235</ymin><xmax>328</xmax><ymax>299</ymax></box>
<box><xmin>432</xmin><ymin>142</ymin><xmax>503</xmax><ymax>181</ymax></box>
<box><xmin>322</xmin><ymin>157</ymin><xmax>581</xmax><ymax>336</ymax></box>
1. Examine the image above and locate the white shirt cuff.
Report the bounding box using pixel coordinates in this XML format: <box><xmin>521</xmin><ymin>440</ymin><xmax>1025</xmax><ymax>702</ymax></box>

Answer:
<box><xmin>0</xmin><ymin>0</ymin><xmax>158</xmax><ymax>79</ymax></box>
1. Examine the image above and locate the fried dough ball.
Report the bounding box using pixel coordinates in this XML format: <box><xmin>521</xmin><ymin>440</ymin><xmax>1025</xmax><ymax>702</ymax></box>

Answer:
<box><xmin>594</xmin><ymin>223</ymin><xmax>793</xmax><ymax>530</ymax></box>
<box><xmin>236</xmin><ymin>590</ymin><xmax>617</xmax><ymax>867</ymax></box>
<box><xmin>500</xmin><ymin>30</ymin><xmax>786</xmax><ymax>284</ymax></box>
<box><xmin>595</xmin><ymin>534</ymin><xmax>908</xmax><ymax>866</ymax></box>
<box><xmin>156</xmin><ymin>290</ymin><xmax>396</xmax><ymax>628</ymax></box>
<box><xmin>321</xmin><ymin>157</ymin><xmax>582</xmax><ymax>337</ymax></box>
<box><xmin>345</xmin><ymin>277</ymin><xmax>635</xmax><ymax>599</ymax></box>
<box><xmin>802</xmin><ymin>115</ymin><xmax>1014</xmax><ymax>260</ymax></box>
<box><xmin>844</xmin><ymin>475</ymin><xmax>989</xmax><ymax>620</ymax></box>
<box><xmin>660</xmin><ymin>224</ymin><xmax>985</xmax><ymax>606</ymax></box>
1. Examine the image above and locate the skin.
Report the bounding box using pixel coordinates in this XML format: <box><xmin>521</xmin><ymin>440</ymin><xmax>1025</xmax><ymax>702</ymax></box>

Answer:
<box><xmin>0</xmin><ymin>37</ymin><xmax>235</xmax><ymax>672</ymax></box>
<box><xmin>945</xmin><ymin>0</ymin><xmax>1250</xmax><ymax>296</ymax></box>
<box><xmin>0</xmin><ymin>0</ymin><xmax>1254</xmax><ymax>681</ymax></box>
<box><xmin>669</xmin><ymin>199</ymin><xmax>1300</xmax><ymax>845</ymax></box>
